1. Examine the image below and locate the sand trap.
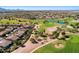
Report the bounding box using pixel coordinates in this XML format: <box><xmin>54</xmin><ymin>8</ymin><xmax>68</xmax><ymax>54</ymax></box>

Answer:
<box><xmin>54</xmin><ymin>43</ymin><xmax>64</xmax><ymax>49</ymax></box>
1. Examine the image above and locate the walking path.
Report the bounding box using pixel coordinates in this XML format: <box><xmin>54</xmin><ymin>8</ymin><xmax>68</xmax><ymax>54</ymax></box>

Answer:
<box><xmin>30</xmin><ymin>39</ymin><xmax>57</xmax><ymax>53</ymax></box>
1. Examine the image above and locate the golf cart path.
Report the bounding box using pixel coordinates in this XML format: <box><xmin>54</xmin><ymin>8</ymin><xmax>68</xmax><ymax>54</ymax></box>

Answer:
<box><xmin>30</xmin><ymin>39</ymin><xmax>57</xmax><ymax>53</ymax></box>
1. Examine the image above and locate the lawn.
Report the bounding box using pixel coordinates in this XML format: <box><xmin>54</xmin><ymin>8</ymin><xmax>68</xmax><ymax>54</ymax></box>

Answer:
<box><xmin>70</xmin><ymin>35</ymin><xmax>79</xmax><ymax>43</ymax></box>
<box><xmin>34</xmin><ymin>35</ymin><xmax>79</xmax><ymax>53</ymax></box>
<box><xmin>34</xmin><ymin>40</ymin><xmax>65</xmax><ymax>53</ymax></box>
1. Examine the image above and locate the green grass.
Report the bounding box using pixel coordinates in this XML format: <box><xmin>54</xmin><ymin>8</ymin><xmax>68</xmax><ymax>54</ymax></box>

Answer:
<box><xmin>58</xmin><ymin>41</ymin><xmax>79</xmax><ymax>53</ymax></box>
<box><xmin>34</xmin><ymin>43</ymin><xmax>58</xmax><ymax>53</ymax></box>
<box><xmin>0</xmin><ymin>19</ymin><xmax>27</xmax><ymax>24</ymax></box>
<box><xmin>34</xmin><ymin>40</ymin><xmax>66</xmax><ymax>53</ymax></box>
<box><xmin>34</xmin><ymin>35</ymin><xmax>79</xmax><ymax>53</ymax></box>
<box><xmin>0</xmin><ymin>19</ymin><xmax>18</xmax><ymax>24</ymax></box>
<box><xmin>44</xmin><ymin>22</ymin><xmax>55</xmax><ymax>27</ymax></box>
<box><xmin>69</xmin><ymin>35</ymin><xmax>79</xmax><ymax>43</ymax></box>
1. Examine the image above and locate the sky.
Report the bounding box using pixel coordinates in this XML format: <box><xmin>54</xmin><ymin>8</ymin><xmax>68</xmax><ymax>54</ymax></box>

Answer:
<box><xmin>0</xmin><ymin>6</ymin><xmax>79</xmax><ymax>10</ymax></box>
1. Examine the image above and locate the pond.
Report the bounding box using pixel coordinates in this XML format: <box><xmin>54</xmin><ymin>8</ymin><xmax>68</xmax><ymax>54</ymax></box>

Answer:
<box><xmin>47</xmin><ymin>19</ymin><xmax>65</xmax><ymax>25</ymax></box>
<box><xmin>58</xmin><ymin>21</ymin><xmax>64</xmax><ymax>24</ymax></box>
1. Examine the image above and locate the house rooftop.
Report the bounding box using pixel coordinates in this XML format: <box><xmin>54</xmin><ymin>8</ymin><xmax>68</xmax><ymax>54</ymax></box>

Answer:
<box><xmin>0</xmin><ymin>27</ymin><xmax>13</xmax><ymax>36</ymax></box>
<box><xmin>0</xmin><ymin>39</ymin><xmax>12</xmax><ymax>48</ymax></box>
<box><xmin>6</xmin><ymin>28</ymin><xmax>26</xmax><ymax>41</ymax></box>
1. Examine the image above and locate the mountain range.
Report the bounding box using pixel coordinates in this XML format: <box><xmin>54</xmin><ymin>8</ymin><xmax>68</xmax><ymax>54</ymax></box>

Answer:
<box><xmin>0</xmin><ymin>7</ymin><xmax>79</xmax><ymax>12</ymax></box>
<box><xmin>0</xmin><ymin>7</ymin><xmax>24</xmax><ymax>12</ymax></box>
